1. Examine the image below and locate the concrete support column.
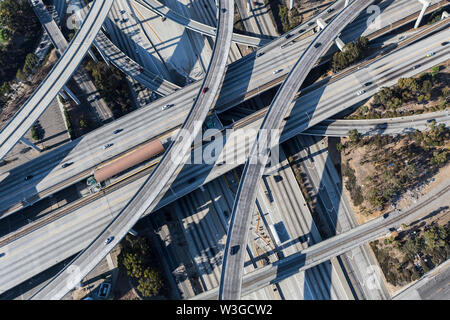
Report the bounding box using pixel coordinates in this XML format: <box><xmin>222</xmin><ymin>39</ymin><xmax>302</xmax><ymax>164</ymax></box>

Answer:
<box><xmin>345</xmin><ymin>0</ymin><xmax>349</xmax><ymax>7</ymax></box>
<box><xmin>289</xmin><ymin>0</ymin><xmax>294</xmax><ymax>10</ymax></box>
<box><xmin>63</xmin><ymin>85</ymin><xmax>81</xmax><ymax>105</ymax></box>
<box><xmin>59</xmin><ymin>90</ymin><xmax>69</xmax><ymax>101</ymax></box>
<box><xmin>415</xmin><ymin>0</ymin><xmax>430</xmax><ymax>29</ymax></box>
<box><xmin>93</xmin><ymin>41</ymin><xmax>110</xmax><ymax>65</ymax></box>
<box><xmin>317</xmin><ymin>18</ymin><xmax>345</xmax><ymax>51</ymax></box>
<box><xmin>87</xmin><ymin>48</ymin><xmax>98</xmax><ymax>62</ymax></box>
<box><xmin>20</xmin><ymin>137</ymin><xmax>42</xmax><ymax>153</ymax></box>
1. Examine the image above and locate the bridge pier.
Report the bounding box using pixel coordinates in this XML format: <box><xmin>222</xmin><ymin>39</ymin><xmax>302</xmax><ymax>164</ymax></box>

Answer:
<box><xmin>87</xmin><ymin>48</ymin><xmax>99</xmax><ymax>62</ymax></box>
<box><xmin>317</xmin><ymin>18</ymin><xmax>345</xmax><ymax>51</ymax></box>
<box><xmin>20</xmin><ymin>137</ymin><xmax>42</xmax><ymax>153</ymax></box>
<box><xmin>345</xmin><ymin>0</ymin><xmax>349</xmax><ymax>7</ymax></box>
<box><xmin>93</xmin><ymin>41</ymin><xmax>110</xmax><ymax>66</ymax></box>
<box><xmin>63</xmin><ymin>85</ymin><xmax>81</xmax><ymax>105</ymax></box>
<box><xmin>414</xmin><ymin>0</ymin><xmax>430</xmax><ymax>29</ymax></box>
<box><xmin>442</xmin><ymin>11</ymin><xmax>449</xmax><ymax>20</ymax></box>
<box><xmin>289</xmin><ymin>0</ymin><xmax>294</xmax><ymax>10</ymax></box>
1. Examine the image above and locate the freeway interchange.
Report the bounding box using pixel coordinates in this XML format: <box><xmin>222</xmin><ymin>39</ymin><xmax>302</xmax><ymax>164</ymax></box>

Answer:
<box><xmin>0</xmin><ymin>0</ymin><xmax>448</xmax><ymax>300</ymax></box>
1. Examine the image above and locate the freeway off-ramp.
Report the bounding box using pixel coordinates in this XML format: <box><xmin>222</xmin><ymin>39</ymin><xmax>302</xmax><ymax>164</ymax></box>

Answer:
<box><xmin>219</xmin><ymin>0</ymin><xmax>376</xmax><ymax>300</ymax></box>
<box><xmin>30</xmin><ymin>0</ymin><xmax>235</xmax><ymax>300</ymax></box>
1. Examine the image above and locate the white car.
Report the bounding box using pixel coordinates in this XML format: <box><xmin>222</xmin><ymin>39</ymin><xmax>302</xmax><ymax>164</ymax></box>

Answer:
<box><xmin>357</xmin><ymin>90</ymin><xmax>365</xmax><ymax>96</ymax></box>
<box><xmin>162</xmin><ymin>104</ymin><xmax>174</xmax><ymax>110</ymax></box>
<box><xmin>273</xmin><ymin>69</ymin><xmax>283</xmax><ymax>75</ymax></box>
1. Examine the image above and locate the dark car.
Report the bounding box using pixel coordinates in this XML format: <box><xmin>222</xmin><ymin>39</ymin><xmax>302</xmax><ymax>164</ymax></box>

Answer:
<box><xmin>221</xmin><ymin>8</ymin><xmax>227</xmax><ymax>13</ymax></box>
<box><xmin>201</xmin><ymin>87</ymin><xmax>208</xmax><ymax>94</ymax></box>
<box><xmin>256</xmin><ymin>52</ymin><xmax>264</xmax><ymax>57</ymax></box>
<box><xmin>230</xmin><ymin>245</ymin><xmax>240</xmax><ymax>255</ymax></box>
<box><xmin>314</xmin><ymin>42</ymin><xmax>321</xmax><ymax>48</ymax></box>
<box><xmin>308</xmin><ymin>21</ymin><xmax>315</xmax><ymax>26</ymax></box>
<box><xmin>113</xmin><ymin>129</ymin><xmax>123</xmax><ymax>134</ymax></box>
<box><xmin>383</xmin><ymin>213</ymin><xmax>389</xmax><ymax>219</ymax></box>
<box><xmin>412</xmin><ymin>64</ymin><xmax>420</xmax><ymax>70</ymax></box>
<box><xmin>327</xmin><ymin>8</ymin><xmax>334</xmax><ymax>13</ymax></box>
<box><xmin>284</xmin><ymin>34</ymin><xmax>293</xmax><ymax>39</ymax></box>
<box><xmin>298</xmin><ymin>29</ymin><xmax>305</xmax><ymax>33</ymax></box>
<box><xmin>24</xmin><ymin>175</ymin><xmax>33</xmax><ymax>181</ymax></box>
<box><xmin>104</xmin><ymin>236</ymin><xmax>114</xmax><ymax>245</ymax></box>
<box><xmin>441</xmin><ymin>41</ymin><xmax>449</xmax><ymax>46</ymax></box>
<box><xmin>61</xmin><ymin>162</ymin><xmax>73</xmax><ymax>168</ymax></box>
<box><xmin>364</xmin><ymin>81</ymin><xmax>372</xmax><ymax>86</ymax></box>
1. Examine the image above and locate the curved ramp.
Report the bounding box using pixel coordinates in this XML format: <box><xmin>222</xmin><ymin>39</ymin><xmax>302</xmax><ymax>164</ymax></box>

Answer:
<box><xmin>0</xmin><ymin>0</ymin><xmax>114</xmax><ymax>160</ymax></box>
<box><xmin>136</xmin><ymin>0</ymin><xmax>270</xmax><ymax>47</ymax></box>
<box><xmin>219</xmin><ymin>0</ymin><xmax>376</xmax><ymax>300</ymax></box>
<box><xmin>30</xmin><ymin>0</ymin><xmax>235</xmax><ymax>300</ymax></box>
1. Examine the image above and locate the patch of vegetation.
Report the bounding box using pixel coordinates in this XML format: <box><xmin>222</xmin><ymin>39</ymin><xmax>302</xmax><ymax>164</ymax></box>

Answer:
<box><xmin>63</xmin><ymin>109</ymin><xmax>75</xmax><ymax>140</ymax></box>
<box><xmin>340</xmin><ymin>122</ymin><xmax>449</xmax><ymax>212</ymax></box>
<box><xmin>371</xmin><ymin>220</ymin><xmax>450</xmax><ymax>287</ymax></box>
<box><xmin>117</xmin><ymin>235</ymin><xmax>164</xmax><ymax>298</ymax></box>
<box><xmin>348</xmin><ymin>68</ymin><xmax>449</xmax><ymax>120</ymax></box>
<box><xmin>332</xmin><ymin>36</ymin><xmax>369</xmax><ymax>72</ymax></box>
<box><xmin>266</xmin><ymin>0</ymin><xmax>301</xmax><ymax>34</ymax></box>
<box><xmin>0</xmin><ymin>0</ymin><xmax>41</xmax><ymax>85</ymax></box>
<box><xmin>30</xmin><ymin>121</ymin><xmax>44</xmax><ymax>141</ymax></box>
<box><xmin>85</xmin><ymin>61</ymin><xmax>135</xmax><ymax>118</ymax></box>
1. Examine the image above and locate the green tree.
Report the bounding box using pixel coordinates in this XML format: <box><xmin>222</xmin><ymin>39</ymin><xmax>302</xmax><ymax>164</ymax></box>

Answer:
<box><xmin>348</xmin><ymin>129</ymin><xmax>361</xmax><ymax>145</ymax></box>
<box><xmin>137</xmin><ymin>268</ymin><xmax>163</xmax><ymax>297</ymax></box>
<box><xmin>16</xmin><ymin>68</ymin><xmax>26</xmax><ymax>81</ymax></box>
<box><xmin>431</xmin><ymin>150</ymin><xmax>448</xmax><ymax>165</ymax></box>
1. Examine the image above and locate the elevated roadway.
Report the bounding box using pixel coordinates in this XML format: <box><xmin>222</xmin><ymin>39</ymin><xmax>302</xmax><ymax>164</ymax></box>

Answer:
<box><xmin>72</xmin><ymin>0</ymin><xmax>180</xmax><ymax>96</ymax></box>
<box><xmin>0</xmin><ymin>21</ymin><xmax>447</xmax><ymax>219</ymax></box>
<box><xmin>135</xmin><ymin>0</ymin><xmax>270</xmax><ymax>47</ymax></box>
<box><xmin>194</xmin><ymin>181</ymin><xmax>450</xmax><ymax>299</ymax></box>
<box><xmin>1</xmin><ymin>31</ymin><xmax>448</xmax><ymax>295</ymax></box>
<box><xmin>30</xmin><ymin>0</ymin><xmax>235</xmax><ymax>300</ymax></box>
<box><xmin>219</xmin><ymin>0</ymin><xmax>376</xmax><ymax>300</ymax></box>
<box><xmin>0</xmin><ymin>0</ymin><xmax>114</xmax><ymax>160</ymax></box>
<box><xmin>31</xmin><ymin>0</ymin><xmax>114</xmax><ymax>122</ymax></box>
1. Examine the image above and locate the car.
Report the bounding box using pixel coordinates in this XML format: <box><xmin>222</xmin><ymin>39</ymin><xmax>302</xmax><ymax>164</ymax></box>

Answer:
<box><xmin>256</xmin><ymin>52</ymin><xmax>264</xmax><ymax>57</ymax></box>
<box><xmin>162</xmin><ymin>104</ymin><xmax>174</xmax><ymax>110</ymax></box>
<box><xmin>357</xmin><ymin>90</ymin><xmax>365</xmax><ymax>95</ymax></box>
<box><xmin>125</xmin><ymin>57</ymin><xmax>130</xmax><ymax>62</ymax></box>
<box><xmin>0</xmin><ymin>253</ymin><xmax>5</xmax><ymax>258</ymax></box>
<box><xmin>221</xmin><ymin>8</ymin><xmax>227</xmax><ymax>13</ymax></box>
<box><xmin>273</xmin><ymin>69</ymin><xmax>283</xmax><ymax>74</ymax></box>
<box><xmin>24</xmin><ymin>175</ymin><xmax>33</xmax><ymax>181</ymax></box>
<box><xmin>98</xmin><ymin>282</ymin><xmax>111</xmax><ymax>298</ymax></box>
<box><xmin>105</xmin><ymin>236</ymin><xmax>114</xmax><ymax>245</ymax></box>
<box><xmin>122</xmin><ymin>18</ymin><xmax>128</xmax><ymax>23</ymax></box>
<box><xmin>327</xmin><ymin>8</ymin><xmax>334</xmax><ymax>13</ymax></box>
<box><xmin>308</xmin><ymin>21</ymin><xmax>314</xmax><ymax>26</ymax></box>
<box><xmin>298</xmin><ymin>29</ymin><xmax>305</xmax><ymax>33</ymax></box>
<box><xmin>383</xmin><ymin>213</ymin><xmax>389</xmax><ymax>219</ymax></box>
<box><xmin>39</xmin><ymin>43</ymin><xmax>45</xmax><ymax>48</ymax></box>
<box><xmin>284</xmin><ymin>34</ymin><xmax>293</xmax><ymax>39</ymax></box>
<box><xmin>113</xmin><ymin>129</ymin><xmax>123</xmax><ymax>134</ymax></box>
<box><xmin>230</xmin><ymin>245</ymin><xmax>240</xmax><ymax>255</ymax></box>
<box><xmin>426</xmin><ymin>52</ymin><xmax>435</xmax><ymax>57</ymax></box>
<box><xmin>61</xmin><ymin>162</ymin><xmax>73</xmax><ymax>168</ymax></box>
<box><xmin>364</xmin><ymin>81</ymin><xmax>372</xmax><ymax>86</ymax></box>
<box><xmin>201</xmin><ymin>87</ymin><xmax>208</xmax><ymax>94</ymax></box>
<box><xmin>412</xmin><ymin>64</ymin><xmax>420</xmax><ymax>70</ymax></box>
<box><xmin>138</xmin><ymin>67</ymin><xmax>144</xmax><ymax>73</ymax></box>
<box><xmin>103</xmin><ymin>143</ymin><xmax>113</xmax><ymax>150</ymax></box>
<box><xmin>441</xmin><ymin>41</ymin><xmax>449</xmax><ymax>46</ymax></box>
<box><xmin>120</xmin><ymin>10</ymin><xmax>126</xmax><ymax>14</ymax></box>
<box><xmin>314</xmin><ymin>42</ymin><xmax>321</xmax><ymax>48</ymax></box>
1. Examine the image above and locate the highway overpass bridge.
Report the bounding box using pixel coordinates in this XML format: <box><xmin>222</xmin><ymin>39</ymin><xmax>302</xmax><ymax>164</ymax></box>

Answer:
<box><xmin>219</xmin><ymin>0</ymin><xmax>376</xmax><ymax>300</ymax></box>
<box><xmin>0</xmin><ymin>28</ymin><xmax>448</xmax><ymax>296</ymax></box>
<box><xmin>30</xmin><ymin>0</ymin><xmax>235</xmax><ymax>300</ymax></box>
<box><xmin>1</xmin><ymin>0</ymin><xmax>445</xmax><ymax>219</ymax></box>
